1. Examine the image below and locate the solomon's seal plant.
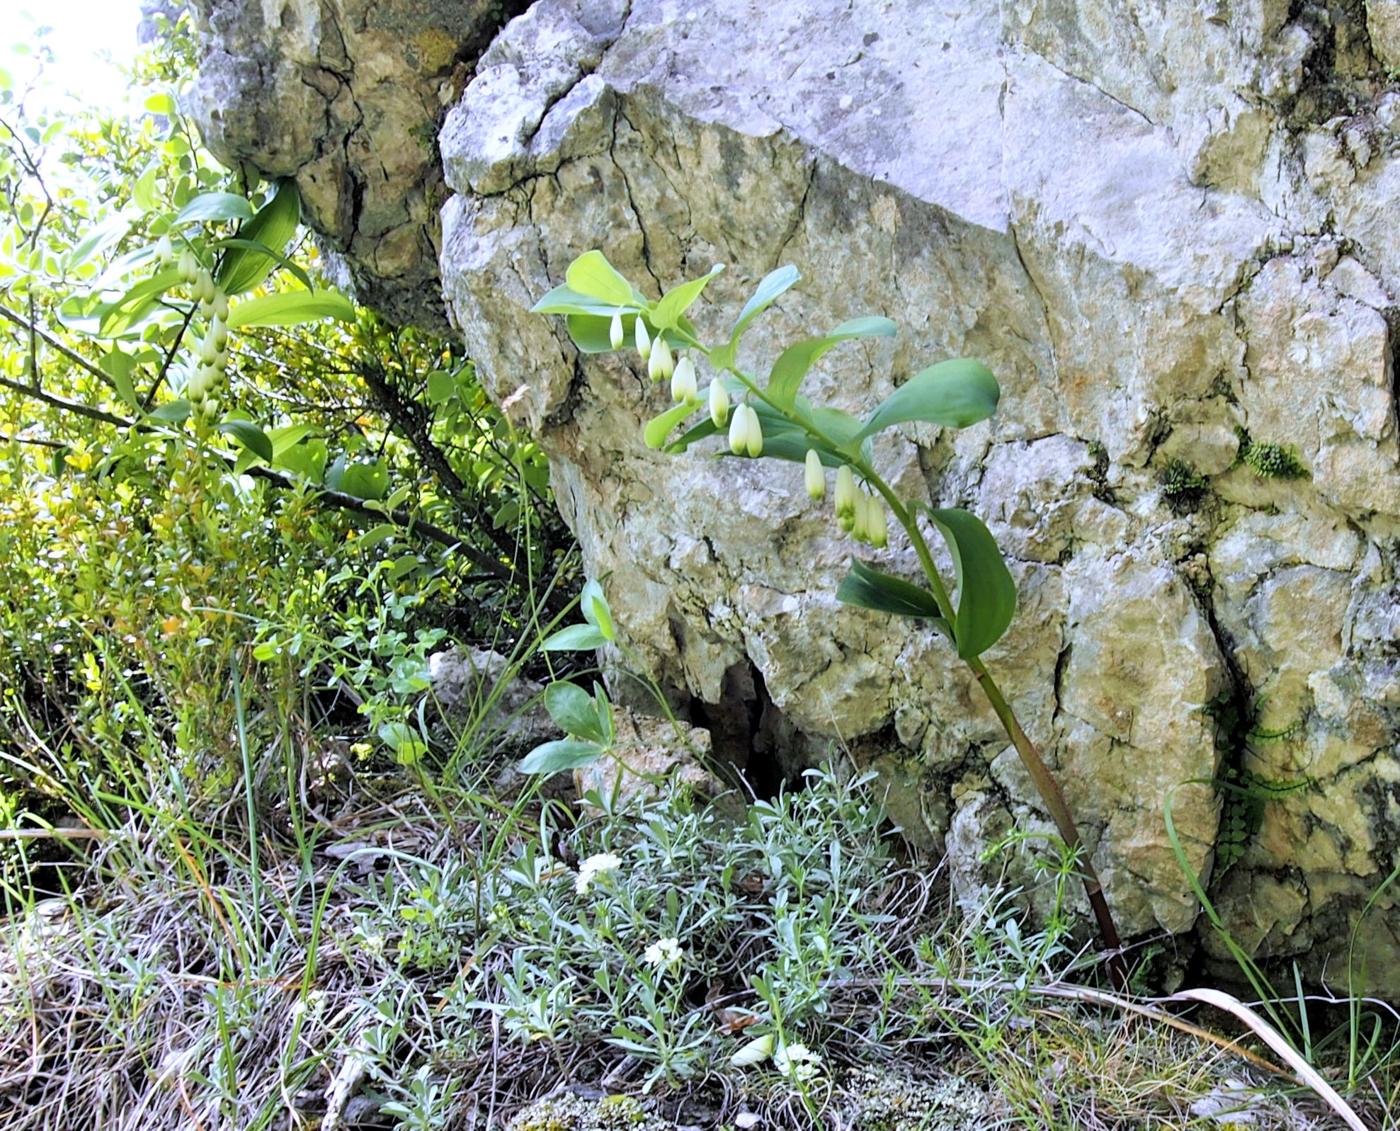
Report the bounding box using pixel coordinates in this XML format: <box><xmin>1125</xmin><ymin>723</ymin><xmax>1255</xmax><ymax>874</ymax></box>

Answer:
<box><xmin>532</xmin><ymin>250</ymin><xmax>1126</xmax><ymax>982</ymax></box>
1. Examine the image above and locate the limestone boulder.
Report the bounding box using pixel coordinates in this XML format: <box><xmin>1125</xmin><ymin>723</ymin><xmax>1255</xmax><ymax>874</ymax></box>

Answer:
<box><xmin>185</xmin><ymin>0</ymin><xmax>528</xmax><ymax>327</ymax></box>
<box><xmin>190</xmin><ymin>0</ymin><xmax>1400</xmax><ymax>991</ymax></box>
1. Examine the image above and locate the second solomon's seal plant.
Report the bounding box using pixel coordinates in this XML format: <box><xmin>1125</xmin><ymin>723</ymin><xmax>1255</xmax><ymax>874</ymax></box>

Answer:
<box><xmin>532</xmin><ymin>250</ymin><xmax>1127</xmax><ymax>984</ymax></box>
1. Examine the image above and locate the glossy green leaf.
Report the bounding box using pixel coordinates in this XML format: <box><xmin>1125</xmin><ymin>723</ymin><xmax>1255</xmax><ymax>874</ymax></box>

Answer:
<box><xmin>666</xmin><ymin>416</ymin><xmax>721</xmax><ymax>454</ymax></box>
<box><xmin>767</xmin><ymin>317</ymin><xmax>896</xmax><ymax>407</ymax></box>
<box><xmin>593</xmin><ymin>682</ymin><xmax>614</xmax><ymax>744</ymax></box>
<box><xmin>651</xmin><ymin>263</ymin><xmax>724</xmax><ymax>330</ymax></box>
<box><xmin>836</xmin><ymin>558</ymin><xmax>948</xmax><ymax>625</ymax></box>
<box><xmin>566</xmin><ymin>312</ymin><xmax>621</xmax><ymax>352</ymax></box>
<box><xmin>217</xmin><ymin>420</ymin><xmax>273</xmax><ymax>463</ymax></box>
<box><xmin>356</xmin><ymin>523</ymin><xmax>398</xmax><ymax>551</ymax></box>
<box><xmin>518</xmin><ymin>738</ymin><xmax>604</xmax><ymax>776</ymax></box>
<box><xmin>217</xmin><ymin>178</ymin><xmax>301</xmax><ymax>295</ymax></box>
<box><xmin>378</xmin><ymin>720</ymin><xmax>427</xmax><ymax>764</ymax></box>
<box><xmin>927</xmin><ymin>507</ymin><xmax>1016</xmax><ymax>659</ymax></box>
<box><xmin>729</xmin><ymin>264</ymin><xmax>799</xmax><ymax>344</ymax></box>
<box><xmin>144</xmin><ymin>91</ymin><xmax>177</xmax><ymax>116</ymax></box>
<box><xmin>326</xmin><ymin>456</ymin><xmax>389</xmax><ymax>500</ymax></box>
<box><xmin>544</xmin><ymin>681</ymin><xmax>609</xmax><ymax>744</ymax></box>
<box><xmin>55</xmin><ymin>268</ymin><xmax>182</xmax><ymax>338</ymax></box>
<box><xmin>267</xmin><ymin>423</ymin><xmax>314</xmax><ymax>456</ymax></box>
<box><xmin>425</xmin><ymin>369</ymin><xmax>455</xmax><ymax>405</ymax></box>
<box><xmin>579</xmin><ymin>579</ymin><xmax>615</xmax><ymax>641</ymax></box>
<box><xmin>858</xmin><ymin>358</ymin><xmax>1000</xmax><ymax>439</ymax></box>
<box><xmin>132</xmin><ymin>164</ymin><xmax>160</xmax><ymax>211</ymax></box>
<box><xmin>99</xmin><ymin>350</ymin><xmax>140</xmax><ymax>410</ymax></box>
<box><xmin>149</xmin><ymin>399</ymin><xmax>190</xmax><ymax>424</ymax></box>
<box><xmin>173</xmin><ymin>192</ymin><xmax>254</xmax><ymax>225</ymax></box>
<box><xmin>532</xmin><ymin>283</ymin><xmax>627</xmax><ymax>317</ymax></box>
<box><xmin>276</xmin><ymin>439</ymin><xmax>327</xmax><ymax>483</ymax></box>
<box><xmin>792</xmin><ymin>397</ymin><xmax>866</xmax><ymax>457</ymax></box>
<box><xmin>212</xmin><ymin>237</ymin><xmax>312</xmax><ymax>291</ymax></box>
<box><xmin>227</xmin><ymin>288</ymin><xmax>355</xmax><ymax>328</ymax></box>
<box><xmin>67</xmin><ymin>214</ymin><xmax>132</xmax><ymax>272</ymax></box>
<box><xmin>565</xmin><ymin>250</ymin><xmax>637</xmax><ymax>306</ymax></box>
<box><xmin>644</xmin><ymin>400</ymin><xmax>700</xmax><ymax>449</ymax></box>
<box><xmin>542</xmin><ymin>623</ymin><xmax>608</xmax><ymax>651</ymax></box>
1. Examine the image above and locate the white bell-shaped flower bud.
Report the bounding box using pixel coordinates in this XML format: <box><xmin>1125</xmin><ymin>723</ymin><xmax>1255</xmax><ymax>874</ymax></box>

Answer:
<box><xmin>178</xmin><ymin>248</ymin><xmax>198</xmax><ymax>284</ymax></box>
<box><xmin>609</xmin><ymin>311</ymin><xmax>624</xmax><ymax>350</ymax></box>
<box><xmin>635</xmin><ymin>317</ymin><xmax>652</xmax><ymax>361</ymax></box>
<box><xmin>196</xmin><ymin>270</ymin><xmax>215</xmax><ymax>306</ymax></box>
<box><xmin>198</xmin><ymin>335</ymin><xmax>219</xmax><ymax>365</ymax></box>
<box><xmin>155</xmin><ymin>235</ymin><xmax>173</xmax><ymax>265</ymax></box>
<box><xmin>851</xmin><ymin>490</ymin><xmax>871</xmax><ymax>543</ymax></box>
<box><xmin>835</xmin><ymin>464</ymin><xmax>857</xmax><ymax>520</ymax></box>
<box><xmin>868</xmin><ymin>493</ymin><xmax>888</xmax><ymax>548</ymax></box>
<box><xmin>728</xmin><ymin>403</ymin><xmax>750</xmax><ymax>455</ymax></box>
<box><xmin>804</xmin><ymin>449</ymin><xmax>825</xmax><ymax>500</ymax></box>
<box><xmin>671</xmin><ymin>356</ymin><xmax>697</xmax><ymax>403</ymax></box>
<box><xmin>211</xmin><ymin>288</ymin><xmax>229</xmax><ymax>322</ymax></box>
<box><xmin>744</xmin><ymin>404</ymin><xmax>764</xmax><ymax>457</ymax></box>
<box><xmin>209</xmin><ymin>316</ymin><xmax>229</xmax><ymax>352</ymax></box>
<box><xmin>648</xmin><ymin>336</ymin><xmax>674</xmax><ymax>382</ymax></box>
<box><xmin>708</xmin><ymin>379</ymin><xmax>730</xmax><ymax>427</ymax></box>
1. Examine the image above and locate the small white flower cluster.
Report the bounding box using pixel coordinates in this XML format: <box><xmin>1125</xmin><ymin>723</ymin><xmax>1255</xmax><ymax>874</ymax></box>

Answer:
<box><xmin>574</xmin><ymin>851</ymin><xmax>622</xmax><ymax>895</ymax></box>
<box><xmin>642</xmin><ymin>936</ymin><xmax>684</xmax><ymax>973</ymax></box>
<box><xmin>804</xmin><ymin>455</ymin><xmax>887</xmax><ymax>547</ymax></box>
<box><xmin>156</xmin><ymin>237</ymin><xmax>231</xmax><ymax>423</ymax></box>
<box><xmin>772</xmin><ymin>1042</ymin><xmax>822</xmax><ymax>1082</ymax></box>
<box><xmin>614</xmin><ymin>312</ymin><xmax>762</xmax><ymax>458</ymax></box>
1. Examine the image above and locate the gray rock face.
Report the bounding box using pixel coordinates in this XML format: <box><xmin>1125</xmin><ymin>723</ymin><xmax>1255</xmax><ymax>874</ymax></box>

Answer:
<box><xmin>192</xmin><ymin>0</ymin><xmax>1400</xmax><ymax>990</ymax></box>
<box><xmin>186</xmin><ymin>0</ymin><xmax>528</xmax><ymax>327</ymax></box>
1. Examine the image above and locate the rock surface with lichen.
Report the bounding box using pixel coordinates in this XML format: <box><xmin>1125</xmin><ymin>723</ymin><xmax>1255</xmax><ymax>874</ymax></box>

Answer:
<box><xmin>184</xmin><ymin>0</ymin><xmax>531</xmax><ymax>327</ymax></box>
<box><xmin>188</xmin><ymin>0</ymin><xmax>1400</xmax><ymax>991</ymax></box>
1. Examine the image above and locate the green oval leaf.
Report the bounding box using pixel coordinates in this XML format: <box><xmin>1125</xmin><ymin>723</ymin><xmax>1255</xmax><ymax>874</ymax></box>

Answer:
<box><xmin>227</xmin><ymin>288</ymin><xmax>355</xmax><ymax>328</ymax></box>
<box><xmin>579</xmin><ymin>580</ymin><xmax>615</xmax><ymax>641</ymax></box>
<box><xmin>858</xmin><ymin>359</ymin><xmax>1000</xmax><ymax>439</ymax></box>
<box><xmin>173</xmin><ymin>192</ymin><xmax>254</xmax><ymax>225</ymax></box>
<box><xmin>217</xmin><ymin>179</ymin><xmax>302</xmax><ymax>295</ymax></box>
<box><xmin>644</xmin><ymin>401</ymin><xmax>700</xmax><ymax>449</ymax></box>
<box><xmin>217</xmin><ymin>420</ymin><xmax>273</xmax><ymax>463</ymax></box>
<box><xmin>767</xmin><ymin>316</ymin><xmax>896</xmax><ymax>407</ymax></box>
<box><xmin>276</xmin><ymin>439</ymin><xmax>328</xmax><ymax>483</ymax></box>
<box><xmin>425</xmin><ymin>369</ymin><xmax>455</xmax><ymax>405</ymax></box>
<box><xmin>566</xmin><ymin>311</ymin><xmax>624</xmax><ymax>353</ymax></box>
<box><xmin>730</xmin><ymin>264</ymin><xmax>799</xmax><ymax>344</ymax></box>
<box><xmin>836</xmin><ymin>558</ymin><xmax>949</xmax><ymax>628</ymax></box>
<box><xmin>542</xmin><ymin>623</ymin><xmax>608</xmax><ymax>651</ymax></box>
<box><xmin>326</xmin><ymin>456</ymin><xmax>389</xmax><ymax>500</ymax></box>
<box><xmin>149</xmin><ymin>398</ymin><xmax>191</xmax><ymax>424</ymax></box>
<box><xmin>67</xmin><ymin>214</ymin><xmax>133</xmax><ymax>272</ymax></box>
<box><xmin>565</xmin><ymin>250</ymin><xmax>638</xmax><ymax>306</ymax></box>
<box><xmin>651</xmin><ymin>263</ymin><xmax>724</xmax><ymax>330</ymax></box>
<box><xmin>211</xmin><ymin>237</ymin><xmax>312</xmax><ymax>291</ymax></box>
<box><xmin>927</xmin><ymin>507</ymin><xmax>1016</xmax><ymax>659</ymax></box>
<box><xmin>544</xmin><ymin>681</ymin><xmax>608</xmax><ymax>743</ymax></box>
<box><xmin>532</xmin><ymin>284</ymin><xmax>628</xmax><ymax>317</ymax></box>
<box><xmin>519</xmin><ymin>738</ymin><xmax>604</xmax><ymax>776</ymax></box>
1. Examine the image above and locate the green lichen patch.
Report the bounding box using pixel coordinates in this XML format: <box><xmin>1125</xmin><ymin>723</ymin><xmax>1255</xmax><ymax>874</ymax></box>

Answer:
<box><xmin>509</xmin><ymin>1091</ymin><xmax>666</xmax><ymax>1131</ymax></box>
<box><xmin>838</xmin><ymin>1067</ymin><xmax>997</xmax><ymax>1130</ymax></box>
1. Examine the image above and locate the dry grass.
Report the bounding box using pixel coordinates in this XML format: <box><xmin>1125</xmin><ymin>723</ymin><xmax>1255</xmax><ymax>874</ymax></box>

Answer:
<box><xmin>0</xmin><ymin>776</ymin><xmax>1396</xmax><ymax>1131</ymax></box>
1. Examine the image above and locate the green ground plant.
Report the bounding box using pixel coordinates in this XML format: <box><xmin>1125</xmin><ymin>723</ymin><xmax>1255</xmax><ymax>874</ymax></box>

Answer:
<box><xmin>532</xmin><ymin>251</ymin><xmax>1126</xmax><ymax>984</ymax></box>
